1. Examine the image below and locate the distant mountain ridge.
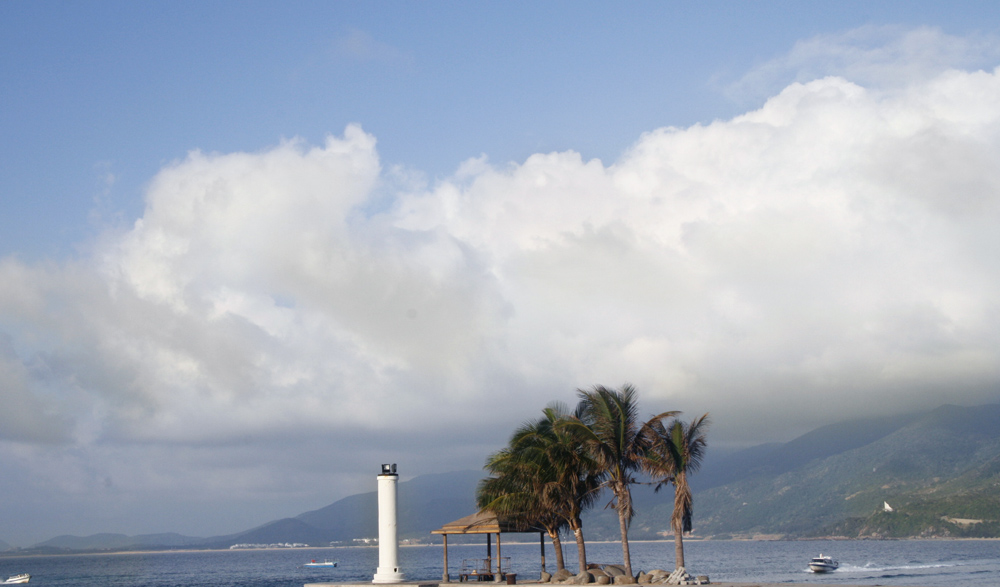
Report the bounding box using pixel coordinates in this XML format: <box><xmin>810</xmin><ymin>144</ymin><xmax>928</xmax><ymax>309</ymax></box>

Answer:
<box><xmin>535</xmin><ymin>403</ymin><xmax>1000</xmax><ymax>540</ymax></box>
<box><xmin>33</xmin><ymin>532</ymin><xmax>205</xmax><ymax>551</ymax></box>
<box><xmin>27</xmin><ymin>470</ymin><xmax>484</xmax><ymax>552</ymax></box>
<box><xmin>688</xmin><ymin>403</ymin><xmax>1000</xmax><ymax>538</ymax></box>
<box><xmin>690</xmin><ymin>411</ymin><xmax>921</xmax><ymax>491</ymax></box>
<box><xmin>15</xmin><ymin>403</ymin><xmax>1000</xmax><ymax>551</ymax></box>
<box><xmin>292</xmin><ymin>469</ymin><xmax>482</xmax><ymax>542</ymax></box>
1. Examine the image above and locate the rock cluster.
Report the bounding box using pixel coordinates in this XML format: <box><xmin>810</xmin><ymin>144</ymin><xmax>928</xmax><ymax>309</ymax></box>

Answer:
<box><xmin>540</xmin><ymin>566</ymin><xmax>708</xmax><ymax>585</ymax></box>
<box><xmin>636</xmin><ymin>568</ymin><xmax>709</xmax><ymax>585</ymax></box>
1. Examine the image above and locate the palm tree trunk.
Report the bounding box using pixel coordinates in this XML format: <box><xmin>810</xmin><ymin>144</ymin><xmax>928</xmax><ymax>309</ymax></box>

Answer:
<box><xmin>572</xmin><ymin>524</ymin><xmax>587</xmax><ymax>573</ymax></box>
<box><xmin>672</xmin><ymin>472</ymin><xmax>690</xmax><ymax>570</ymax></box>
<box><xmin>549</xmin><ymin>530</ymin><xmax>566</xmax><ymax>571</ymax></box>
<box><xmin>674</xmin><ymin>527</ymin><xmax>685</xmax><ymax>570</ymax></box>
<box><xmin>618</xmin><ymin>509</ymin><xmax>633</xmax><ymax>579</ymax></box>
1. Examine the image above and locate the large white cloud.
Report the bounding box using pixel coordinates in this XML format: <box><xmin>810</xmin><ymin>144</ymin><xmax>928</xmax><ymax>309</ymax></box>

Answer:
<box><xmin>395</xmin><ymin>70</ymin><xmax>1000</xmax><ymax>429</ymax></box>
<box><xmin>2</xmin><ymin>34</ymin><xmax>1000</xmax><ymax>544</ymax></box>
<box><xmin>4</xmin><ymin>71</ymin><xmax>1000</xmax><ymax>444</ymax></box>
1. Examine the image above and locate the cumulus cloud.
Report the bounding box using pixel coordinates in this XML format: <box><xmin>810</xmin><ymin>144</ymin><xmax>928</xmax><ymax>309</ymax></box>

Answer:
<box><xmin>2</xmin><ymin>29</ymin><xmax>1000</xmax><ymax>544</ymax></box>
<box><xmin>7</xmin><ymin>70</ymin><xmax>1000</xmax><ymax>444</ymax></box>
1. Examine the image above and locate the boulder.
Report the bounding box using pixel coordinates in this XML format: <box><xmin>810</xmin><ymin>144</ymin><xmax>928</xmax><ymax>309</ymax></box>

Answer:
<box><xmin>540</xmin><ymin>572</ymin><xmax>552</xmax><ymax>583</ymax></box>
<box><xmin>646</xmin><ymin>569</ymin><xmax>669</xmax><ymax>584</ymax></box>
<box><xmin>553</xmin><ymin>569</ymin><xmax>575</xmax><ymax>582</ymax></box>
<box><xmin>603</xmin><ymin>565</ymin><xmax>625</xmax><ymax>577</ymax></box>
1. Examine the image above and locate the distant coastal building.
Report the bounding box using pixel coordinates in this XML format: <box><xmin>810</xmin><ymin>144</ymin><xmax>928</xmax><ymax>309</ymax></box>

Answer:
<box><xmin>884</xmin><ymin>501</ymin><xmax>894</xmax><ymax>512</ymax></box>
<box><xmin>229</xmin><ymin>543</ymin><xmax>309</xmax><ymax>549</ymax></box>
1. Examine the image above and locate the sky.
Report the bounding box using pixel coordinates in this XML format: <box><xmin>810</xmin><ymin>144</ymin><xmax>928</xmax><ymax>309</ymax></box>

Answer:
<box><xmin>2</xmin><ymin>1</ymin><xmax>1000</xmax><ymax>547</ymax></box>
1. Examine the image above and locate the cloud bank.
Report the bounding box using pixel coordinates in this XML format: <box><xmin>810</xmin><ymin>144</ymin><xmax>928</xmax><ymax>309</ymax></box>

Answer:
<box><xmin>2</xmin><ymin>32</ymin><xmax>1000</xmax><ymax>544</ymax></box>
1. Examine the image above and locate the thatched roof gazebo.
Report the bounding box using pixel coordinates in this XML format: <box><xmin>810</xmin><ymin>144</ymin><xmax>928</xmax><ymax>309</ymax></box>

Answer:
<box><xmin>431</xmin><ymin>511</ymin><xmax>546</xmax><ymax>583</ymax></box>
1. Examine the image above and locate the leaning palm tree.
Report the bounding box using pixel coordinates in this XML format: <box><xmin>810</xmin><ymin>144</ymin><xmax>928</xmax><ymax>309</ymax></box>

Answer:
<box><xmin>644</xmin><ymin>414</ymin><xmax>710</xmax><ymax>571</ymax></box>
<box><xmin>522</xmin><ymin>403</ymin><xmax>604</xmax><ymax>573</ymax></box>
<box><xmin>478</xmin><ymin>436</ymin><xmax>570</xmax><ymax>572</ymax></box>
<box><xmin>561</xmin><ymin>384</ymin><xmax>678</xmax><ymax>580</ymax></box>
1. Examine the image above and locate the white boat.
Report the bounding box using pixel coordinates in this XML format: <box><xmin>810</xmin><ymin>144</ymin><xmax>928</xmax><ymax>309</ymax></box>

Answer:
<box><xmin>2</xmin><ymin>574</ymin><xmax>30</xmax><ymax>584</ymax></box>
<box><xmin>304</xmin><ymin>559</ymin><xmax>338</xmax><ymax>568</ymax></box>
<box><xmin>808</xmin><ymin>554</ymin><xmax>839</xmax><ymax>573</ymax></box>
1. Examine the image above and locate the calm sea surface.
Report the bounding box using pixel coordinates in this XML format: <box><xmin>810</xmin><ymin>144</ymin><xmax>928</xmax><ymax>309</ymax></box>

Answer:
<box><xmin>1</xmin><ymin>539</ymin><xmax>998</xmax><ymax>587</ymax></box>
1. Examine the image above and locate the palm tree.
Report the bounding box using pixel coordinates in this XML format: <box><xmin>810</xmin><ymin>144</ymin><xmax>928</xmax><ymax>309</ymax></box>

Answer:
<box><xmin>561</xmin><ymin>384</ymin><xmax>678</xmax><ymax>580</ymax></box>
<box><xmin>530</xmin><ymin>403</ymin><xmax>604</xmax><ymax>573</ymax></box>
<box><xmin>478</xmin><ymin>434</ymin><xmax>569</xmax><ymax>572</ymax></box>
<box><xmin>644</xmin><ymin>414</ymin><xmax>710</xmax><ymax>571</ymax></box>
<box><xmin>480</xmin><ymin>404</ymin><xmax>604</xmax><ymax>574</ymax></box>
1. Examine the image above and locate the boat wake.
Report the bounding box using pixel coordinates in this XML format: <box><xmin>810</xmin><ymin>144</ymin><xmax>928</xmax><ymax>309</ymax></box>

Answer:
<box><xmin>837</xmin><ymin>562</ymin><xmax>957</xmax><ymax>573</ymax></box>
<box><xmin>815</xmin><ymin>560</ymin><xmax>981</xmax><ymax>582</ymax></box>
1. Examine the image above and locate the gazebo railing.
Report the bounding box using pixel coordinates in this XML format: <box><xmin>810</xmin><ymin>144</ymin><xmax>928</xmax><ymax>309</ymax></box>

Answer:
<box><xmin>459</xmin><ymin>557</ymin><xmax>511</xmax><ymax>581</ymax></box>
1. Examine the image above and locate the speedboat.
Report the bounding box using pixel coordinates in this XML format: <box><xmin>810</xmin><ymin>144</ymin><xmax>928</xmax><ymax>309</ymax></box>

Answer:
<box><xmin>304</xmin><ymin>559</ymin><xmax>338</xmax><ymax>568</ymax></box>
<box><xmin>2</xmin><ymin>574</ymin><xmax>30</xmax><ymax>584</ymax></box>
<box><xmin>808</xmin><ymin>555</ymin><xmax>839</xmax><ymax>573</ymax></box>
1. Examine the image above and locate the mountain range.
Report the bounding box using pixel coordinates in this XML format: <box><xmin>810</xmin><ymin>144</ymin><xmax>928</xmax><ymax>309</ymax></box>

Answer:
<box><xmin>615</xmin><ymin>403</ymin><xmax>1000</xmax><ymax>540</ymax></box>
<box><xmin>22</xmin><ymin>470</ymin><xmax>484</xmax><ymax>553</ymax></box>
<box><xmin>10</xmin><ymin>402</ymin><xmax>1000</xmax><ymax>553</ymax></box>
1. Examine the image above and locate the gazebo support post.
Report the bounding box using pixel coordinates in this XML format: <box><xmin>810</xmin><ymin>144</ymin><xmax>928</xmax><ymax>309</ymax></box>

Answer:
<box><xmin>442</xmin><ymin>534</ymin><xmax>450</xmax><ymax>582</ymax></box>
<box><xmin>494</xmin><ymin>532</ymin><xmax>502</xmax><ymax>582</ymax></box>
<box><xmin>486</xmin><ymin>533</ymin><xmax>492</xmax><ymax>578</ymax></box>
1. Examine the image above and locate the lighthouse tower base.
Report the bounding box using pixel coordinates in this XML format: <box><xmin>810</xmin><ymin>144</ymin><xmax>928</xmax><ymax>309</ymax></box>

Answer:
<box><xmin>372</xmin><ymin>569</ymin><xmax>406</xmax><ymax>584</ymax></box>
<box><xmin>372</xmin><ymin>464</ymin><xmax>405</xmax><ymax>584</ymax></box>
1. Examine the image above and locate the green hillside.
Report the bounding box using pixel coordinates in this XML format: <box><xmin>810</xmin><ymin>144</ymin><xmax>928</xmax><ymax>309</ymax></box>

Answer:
<box><xmin>687</xmin><ymin>404</ymin><xmax>1000</xmax><ymax>538</ymax></box>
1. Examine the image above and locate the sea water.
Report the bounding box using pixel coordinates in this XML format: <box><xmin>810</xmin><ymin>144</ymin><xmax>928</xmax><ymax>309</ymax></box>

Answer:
<box><xmin>0</xmin><ymin>539</ymin><xmax>998</xmax><ymax>587</ymax></box>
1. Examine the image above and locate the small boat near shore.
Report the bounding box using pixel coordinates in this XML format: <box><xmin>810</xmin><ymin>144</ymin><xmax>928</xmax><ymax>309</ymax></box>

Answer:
<box><xmin>808</xmin><ymin>554</ymin><xmax>839</xmax><ymax>573</ymax></box>
<box><xmin>304</xmin><ymin>559</ymin><xmax>338</xmax><ymax>568</ymax></box>
<box><xmin>2</xmin><ymin>574</ymin><xmax>30</xmax><ymax>584</ymax></box>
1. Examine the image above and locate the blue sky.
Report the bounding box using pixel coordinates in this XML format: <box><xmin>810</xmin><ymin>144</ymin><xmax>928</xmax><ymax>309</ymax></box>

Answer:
<box><xmin>2</xmin><ymin>1</ymin><xmax>1000</xmax><ymax>547</ymax></box>
<box><xmin>6</xmin><ymin>1</ymin><xmax>998</xmax><ymax>259</ymax></box>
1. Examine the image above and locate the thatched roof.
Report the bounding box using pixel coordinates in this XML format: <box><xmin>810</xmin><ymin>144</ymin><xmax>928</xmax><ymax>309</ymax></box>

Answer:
<box><xmin>431</xmin><ymin>510</ymin><xmax>542</xmax><ymax>535</ymax></box>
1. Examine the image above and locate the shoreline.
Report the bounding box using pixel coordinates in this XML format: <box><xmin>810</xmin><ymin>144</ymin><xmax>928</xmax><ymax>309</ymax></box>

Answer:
<box><xmin>301</xmin><ymin>583</ymin><xmax>929</xmax><ymax>587</ymax></box>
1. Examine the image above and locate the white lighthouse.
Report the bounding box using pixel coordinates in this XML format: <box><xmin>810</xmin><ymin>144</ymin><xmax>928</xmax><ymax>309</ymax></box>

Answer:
<box><xmin>373</xmin><ymin>464</ymin><xmax>405</xmax><ymax>584</ymax></box>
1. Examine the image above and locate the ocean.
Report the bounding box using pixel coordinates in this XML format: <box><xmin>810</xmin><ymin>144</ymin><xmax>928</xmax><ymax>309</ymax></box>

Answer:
<box><xmin>1</xmin><ymin>539</ymin><xmax>997</xmax><ymax>587</ymax></box>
